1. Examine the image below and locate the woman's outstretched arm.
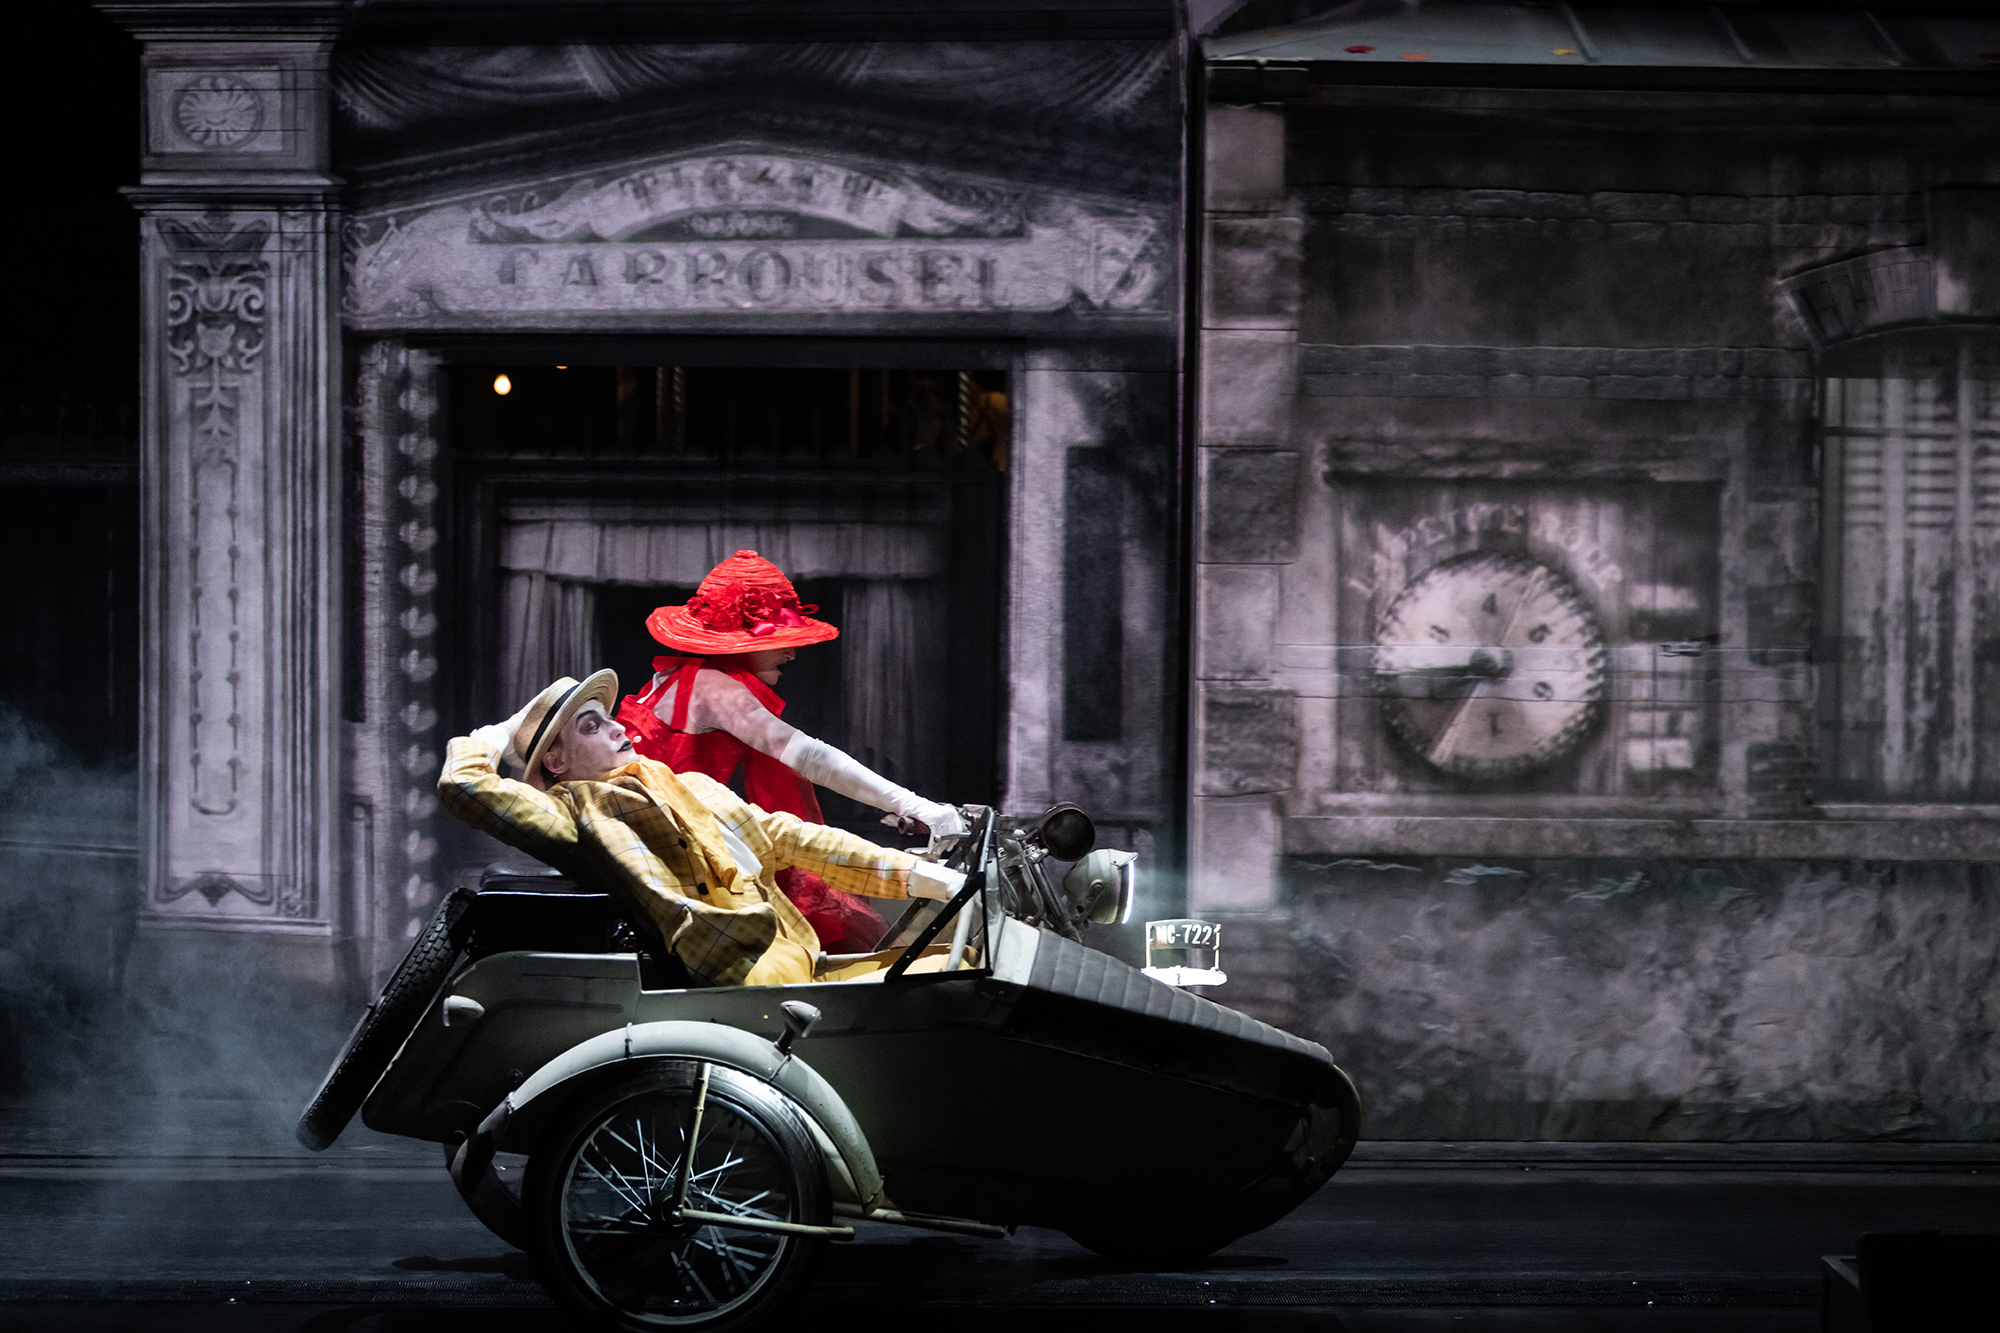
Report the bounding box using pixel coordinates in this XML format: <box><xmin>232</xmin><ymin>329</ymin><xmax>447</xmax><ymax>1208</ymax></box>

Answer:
<box><xmin>677</xmin><ymin>669</ymin><xmax>966</xmax><ymax>837</ymax></box>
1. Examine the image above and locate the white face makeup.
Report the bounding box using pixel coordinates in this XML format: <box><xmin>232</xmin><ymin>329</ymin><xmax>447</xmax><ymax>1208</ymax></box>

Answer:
<box><xmin>543</xmin><ymin>702</ymin><xmax>633</xmax><ymax>782</ymax></box>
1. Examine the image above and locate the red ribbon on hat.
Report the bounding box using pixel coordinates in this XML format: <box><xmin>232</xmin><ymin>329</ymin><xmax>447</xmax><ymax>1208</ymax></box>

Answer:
<box><xmin>749</xmin><ymin>605</ymin><xmax>813</xmax><ymax>637</ymax></box>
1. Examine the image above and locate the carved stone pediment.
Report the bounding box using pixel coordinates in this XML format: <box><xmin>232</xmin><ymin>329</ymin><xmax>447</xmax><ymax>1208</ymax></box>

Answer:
<box><xmin>345</xmin><ymin>145</ymin><xmax>1168</xmax><ymax>328</ymax></box>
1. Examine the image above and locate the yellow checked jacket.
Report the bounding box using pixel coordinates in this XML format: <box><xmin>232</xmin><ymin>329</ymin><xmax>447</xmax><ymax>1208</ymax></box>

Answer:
<box><xmin>436</xmin><ymin>737</ymin><xmax>927</xmax><ymax>987</ymax></box>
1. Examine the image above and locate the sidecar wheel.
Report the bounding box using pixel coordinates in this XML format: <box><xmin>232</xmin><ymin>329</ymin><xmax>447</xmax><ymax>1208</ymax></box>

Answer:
<box><xmin>296</xmin><ymin>887</ymin><xmax>476</xmax><ymax>1150</ymax></box>
<box><xmin>523</xmin><ymin>1063</ymin><xmax>829</xmax><ymax>1332</ymax></box>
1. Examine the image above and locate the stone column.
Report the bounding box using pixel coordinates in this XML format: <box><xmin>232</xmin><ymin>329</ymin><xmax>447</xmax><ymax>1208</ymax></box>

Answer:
<box><xmin>348</xmin><ymin>341</ymin><xmax>447</xmax><ymax>984</ymax></box>
<box><xmin>1190</xmin><ymin>105</ymin><xmax>1301</xmax><ymax>915</ymax></box>
<box><xmin>1008</xmin><ymin>352</ymin><xmax>1178</xmax><ymax>882</ymax></box>
<box><xmin>118</xmin><ymin>10</ymin><xmax>343</xmax><ymax>934</ymax></box>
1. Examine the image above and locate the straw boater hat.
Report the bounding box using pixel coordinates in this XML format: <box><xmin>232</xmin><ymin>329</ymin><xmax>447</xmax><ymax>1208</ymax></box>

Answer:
<box><xmin>513</xmin><ymin>669</ymin><xmax>620</xmax><ymax>780</ymax></box>
<box><xmin>646</xmin><ymin>550</ymin><xmax>840</xmax><ymax>655</ymax></box>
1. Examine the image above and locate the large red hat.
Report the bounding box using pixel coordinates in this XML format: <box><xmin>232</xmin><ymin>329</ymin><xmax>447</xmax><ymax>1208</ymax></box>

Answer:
<box><xmin>646</xmin><ymin>550</ymin><xmax>840</xmax><ymax>654</ymax></box>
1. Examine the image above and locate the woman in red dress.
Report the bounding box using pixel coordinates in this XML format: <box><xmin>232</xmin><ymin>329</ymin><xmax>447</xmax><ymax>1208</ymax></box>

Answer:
<box><xmin>614</xmin><ymin>550</ymin><xmax>965</xmax><ymax>954</ymax></box>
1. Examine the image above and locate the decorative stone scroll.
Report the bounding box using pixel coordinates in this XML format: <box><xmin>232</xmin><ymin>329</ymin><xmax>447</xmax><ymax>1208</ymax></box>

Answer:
<box><xmin>346</xmin><ymin>149</ymin><xmax>1168</xmax><ymax>326</ymax></box>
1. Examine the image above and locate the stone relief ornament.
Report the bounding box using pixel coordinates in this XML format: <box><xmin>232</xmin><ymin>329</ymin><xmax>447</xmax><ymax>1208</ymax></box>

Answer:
<box><xmin>159</xmin><ymin>870</ymin><xmax>275</xmax><ymax>908</ymax></box>
<box><xmin>160</xmin><ymin>215</ymin><xmax>269</xmax><ymax>821</ymax></box>
<box><xmin>1374</xmin><ymin>551</ymin><xmax>1608</xmax><ymax>780</ymax></box>
<box><xmin>479</xmin><ymin>156</ymin><xmax>1023</xmax><ymax>243</ymax></box>
<box><xmin>345</xmin><ymin>148</ymin><xmax>1166</xmax><ymax>326</ymax></box>
<box><xmin>173</xmin><ymin>75</ymin><xmax>266</xmax><ymax>148</ymax></box>
<box><xmin>164</xmin><ymin>216</ymin><xmax>270</xmax><ymax>384</ymax></box>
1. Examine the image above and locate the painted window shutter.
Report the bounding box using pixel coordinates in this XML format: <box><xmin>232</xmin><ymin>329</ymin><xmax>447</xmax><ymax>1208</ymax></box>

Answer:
<box><xmin>1823</xmin><ymin>336</ymin><xmax>2000</xmax><ymax>800</ymax></box>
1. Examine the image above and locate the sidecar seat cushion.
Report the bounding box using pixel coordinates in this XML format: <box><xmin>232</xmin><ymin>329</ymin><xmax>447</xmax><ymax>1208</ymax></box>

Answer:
<box><xmin>467</xmin><ymin>890</ymin><xmax>628</xmax><ymax>958</ymax></box>
<box><xmin>473</xmin><ymin>868</ymin><xmax>692</xmax><ymax>987</ymax></box>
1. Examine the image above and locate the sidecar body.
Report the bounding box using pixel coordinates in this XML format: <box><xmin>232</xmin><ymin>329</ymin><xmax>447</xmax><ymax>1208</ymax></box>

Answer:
<box><xmin>303</xmin><ymin>873</ymin><xmax>1361</xmax><ymax>1328</ymax></box>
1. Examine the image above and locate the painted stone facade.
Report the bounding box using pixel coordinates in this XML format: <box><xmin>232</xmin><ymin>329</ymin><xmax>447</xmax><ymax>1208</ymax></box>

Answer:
<box><xmin>109</xmin><ymin>1</ymin><xmax>2000</xmax><ymax>1144</ymax></box>
<box><xmin>1230</xmin><ymin>857</ymin><xmax>2000</xmax><ymax>1140</ymax></box>
<box><xmin>115</xmin><ymin>5</ymin><xmax>1186</xmax><ymax>994</ymax></box>
<box><xmin>1191</xmin><ymin>72</ymin><xmax>2000</xmax><ymax>1137</ymax></box>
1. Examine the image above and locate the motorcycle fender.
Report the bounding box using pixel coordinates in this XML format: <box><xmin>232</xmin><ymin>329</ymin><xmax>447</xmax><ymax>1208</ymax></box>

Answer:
<box><xmin>480</xmin><ymin>1020</ymin><xmax>883</xmax><ymax>1210</ymax></box>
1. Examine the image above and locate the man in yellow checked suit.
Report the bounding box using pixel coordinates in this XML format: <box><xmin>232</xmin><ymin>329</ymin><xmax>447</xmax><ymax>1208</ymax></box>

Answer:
<box><xmin>437</xmin><ymin>669</ymin><xmax>965</xmax><ymax>987</ymax></box>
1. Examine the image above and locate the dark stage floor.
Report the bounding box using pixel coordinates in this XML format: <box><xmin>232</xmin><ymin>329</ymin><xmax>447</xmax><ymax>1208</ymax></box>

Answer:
<box><xmin>1</xmin><ymin>1110</ymin><xmax>1992</xmax><ymax>1332</ymax></box>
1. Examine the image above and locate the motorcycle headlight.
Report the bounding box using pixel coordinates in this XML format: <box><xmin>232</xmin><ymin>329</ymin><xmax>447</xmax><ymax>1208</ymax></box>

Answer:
<box><xmin>1062</xmin><ymin>849</ymin><xmax>1138</xmax><ymax>926</ymax></box>
<box><xmin>1036</xmin><ymin>802</ymin><xmax>1096</xmax><ymax>861</ymax></box>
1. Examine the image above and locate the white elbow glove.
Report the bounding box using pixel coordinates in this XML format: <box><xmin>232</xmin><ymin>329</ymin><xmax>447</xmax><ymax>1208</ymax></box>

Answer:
<box><xmin>778</xmin><ymin>732</ymin><xmax>967</xmax><ymax>838</ymax></box>
<box><xmin>900</xmin><ymin>798</ymin><xmax>968</xmax><ymax>840</ymax></box>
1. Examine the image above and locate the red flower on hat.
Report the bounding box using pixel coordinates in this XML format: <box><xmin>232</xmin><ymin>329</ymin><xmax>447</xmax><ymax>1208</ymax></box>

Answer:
<box><xmin>688</xmin><ymin>589</ymin><xmax>745</xmax><ymax>631</ymax></box>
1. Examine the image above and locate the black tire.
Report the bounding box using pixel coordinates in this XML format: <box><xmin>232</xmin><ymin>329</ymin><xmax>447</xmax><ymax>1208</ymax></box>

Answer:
<box><xmin>295</xmin><ymin>887</ymin><xmax>477</xmax><ymax>1150</ymax></box>
<box><xmin>523</xmin><ymin>1062</ymin><xmax>829</xmax><ymax>1333</ymax></box>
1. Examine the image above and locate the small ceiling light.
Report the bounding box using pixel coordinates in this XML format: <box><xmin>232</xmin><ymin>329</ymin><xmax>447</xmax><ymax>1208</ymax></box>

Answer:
<box><xmin>493</xmin><ymin>374</ymin><xmax>512</xmax><ymax>396</ymax></box>
<box><xmin>555</xmin><ymin>365</ymin><xmax>567</xmax><ymax>370</ymax></box>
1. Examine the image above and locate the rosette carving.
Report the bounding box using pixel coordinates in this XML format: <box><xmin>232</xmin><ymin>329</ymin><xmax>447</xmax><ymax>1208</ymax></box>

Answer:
<box><xmin>173</xmin><ymin>75</ymin><xmax>265</xmax><ymax>149</ymax></box>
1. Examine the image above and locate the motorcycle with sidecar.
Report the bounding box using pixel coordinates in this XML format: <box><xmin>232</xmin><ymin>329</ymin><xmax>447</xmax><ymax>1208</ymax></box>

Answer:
<box><xmin>297</xmin><ymin>804</ymin><xmax>1362</xmax><ymax>1331</ymax></box>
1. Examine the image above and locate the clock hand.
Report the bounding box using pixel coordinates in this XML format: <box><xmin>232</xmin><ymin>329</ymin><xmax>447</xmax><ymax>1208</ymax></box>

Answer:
<box><xmin>1381</xmin><ymin>651</ymin><xmax>1513</xmax><ymax>701</ymax></box>
<box><xmin>1425</xmin><ymin>678</ymin><xmax>1491</xmax><ymax>767</ymax></box>
<box><xmin>1420</xmin><ymin>629</ymin><xmax>1526</xmax><ymax>763</ymax></box>
<box><xmin>1490</xmin><ymin>563</ymin><xmax>1548</xmax><ymax>651</ymax></box>
<box><xmin>1382</xmin><ymin>660</ymin><xmax>1471</xmax><ymax>690</ymax></box>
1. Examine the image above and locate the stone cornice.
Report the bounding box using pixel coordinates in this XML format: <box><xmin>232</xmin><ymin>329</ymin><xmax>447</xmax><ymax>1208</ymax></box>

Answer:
<box><xmin>99</xmin><ymin>0</ymin><xmax>1177</xmax><ymax>43</ymax></box>
<box><xmin>1290</xmin><ymin>185</ymin><xmax>1926</xmax><ymax>254</ymax></box>
<box><xmin>124</xmin><ymin>181</ymin><xmax>341</xmax><ymax>206</ymax></box>
<box><xmin>98</xmin><ymin>1</ymin><xmax>342</xmax><ymax>41</ymax></box>
<box><xmin>342</xmin><ymin>0</ymin><xmax>1174</xmax><ymax>42</ymax></box>
<box><xmin>1299</xmin><ymin>343</ymin><xmax>1813</xmax><ymax>405</ymax></box>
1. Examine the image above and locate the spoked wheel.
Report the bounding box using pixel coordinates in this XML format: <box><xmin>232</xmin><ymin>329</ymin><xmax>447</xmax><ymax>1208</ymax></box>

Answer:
<box><xmin>523</xmin><ymin>1063</ymin><xmax>829</xmax><ymax>1332</ymax></box>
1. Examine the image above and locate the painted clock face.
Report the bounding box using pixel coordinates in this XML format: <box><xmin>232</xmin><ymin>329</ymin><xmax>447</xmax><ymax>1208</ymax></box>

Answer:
<box><xmin>1373</xmin><ymin>550</ymin><xmax>1607</xmax><ymax>779</ymax></box>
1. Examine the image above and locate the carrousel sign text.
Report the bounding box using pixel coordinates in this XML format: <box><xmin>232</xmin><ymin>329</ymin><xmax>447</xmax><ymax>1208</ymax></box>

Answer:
<box><xmin>345</xmin><ymin>150</ymin><xmax>1168</xmax><ymax>327</ymax></box>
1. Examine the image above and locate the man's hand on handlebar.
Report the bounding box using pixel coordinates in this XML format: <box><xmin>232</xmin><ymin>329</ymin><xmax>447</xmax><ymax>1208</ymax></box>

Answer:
<box><xmin>908</xmin><ymin>860</ymin><xmax>967</xmax><ymax>901</ymax></box>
